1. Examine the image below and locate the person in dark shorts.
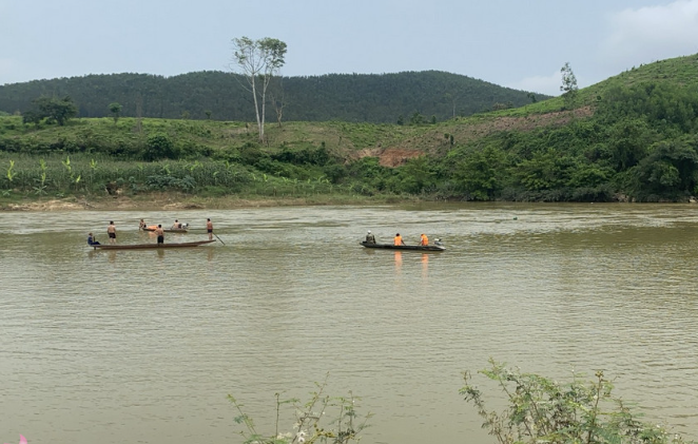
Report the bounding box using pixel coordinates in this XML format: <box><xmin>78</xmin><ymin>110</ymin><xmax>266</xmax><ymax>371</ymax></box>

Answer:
<box><xmin>107</xmin><ymin>221</ymin><xmax>116</xmax><ymax>244</ymax></box>
<box><xmin>206</xmin><ymin>218</ymin><xmax>213</xmax><ymax>240</ymax></box>
<box><xmin>155</xmin><ymin>225</ymin><xmax>165</xmax><ymax>244</ymax></box>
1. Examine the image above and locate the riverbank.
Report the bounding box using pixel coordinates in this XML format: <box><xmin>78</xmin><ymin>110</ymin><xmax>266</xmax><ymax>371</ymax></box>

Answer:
<box><xmin>0</xmin><ymin>192</ymin><xmax>419</xmax><ymax>211</ymax></box>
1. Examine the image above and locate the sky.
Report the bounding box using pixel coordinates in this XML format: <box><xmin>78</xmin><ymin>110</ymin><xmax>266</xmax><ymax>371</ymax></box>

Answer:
<box><xmin>1</xmin><ymin>0</ymin><xmax>698</xmax><ymax>96</ymax></box>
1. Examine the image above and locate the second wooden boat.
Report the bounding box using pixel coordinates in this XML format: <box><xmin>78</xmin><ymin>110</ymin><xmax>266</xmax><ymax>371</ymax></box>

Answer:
<box><xmin>90</xmin><ymin>240</ymin><xmax>216</xmax><ymax>250</ymax></box>
<box><xmin>360</xmin><ymin>241</ymin><xmax>446</xmax><ymax>252</ymax></box>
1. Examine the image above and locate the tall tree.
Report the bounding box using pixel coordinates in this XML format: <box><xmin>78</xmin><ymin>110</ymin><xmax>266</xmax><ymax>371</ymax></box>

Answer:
<box><xmin>560</xmin><ymin>62</ymin><xmax>578</xmax><ymax>109</ymax></box>
<box><xmin>268</xmin><ymin>76</ymin><xmax>287</xmax><ymax>128</ymax></box>
<box><xmin>230</xmin><ymin>36</ymin><xmax>287</xmax><ymax>141</ymax></box>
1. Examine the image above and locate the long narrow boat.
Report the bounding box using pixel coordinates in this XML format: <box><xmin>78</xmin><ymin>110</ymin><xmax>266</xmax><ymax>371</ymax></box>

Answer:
<box><xmin>141</xmin><ymin>227</ymin><xmax>189</xmax><ymax>233</ymax></box>
<box><xmin>90</xmin><ymin>240</ymin><xmax>216</xmax><ymax>250</ymax></box>
<box><xmin>360</xmin><ymin>241</ymin><xmax>446</xmax><ymax>252</ymax></box>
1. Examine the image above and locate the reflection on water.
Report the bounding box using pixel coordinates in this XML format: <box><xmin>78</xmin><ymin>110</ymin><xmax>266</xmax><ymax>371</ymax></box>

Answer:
<box><xmin>2</xmin><ymin>203</ymin><xmax>698</xmax><ymax>444</ymax></box>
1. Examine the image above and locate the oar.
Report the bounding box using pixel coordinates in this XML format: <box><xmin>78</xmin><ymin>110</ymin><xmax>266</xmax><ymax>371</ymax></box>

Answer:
<box><xmin>213</xmin><ymin>232</ymin><xmax>226</xmax><ymax>245</ymax></box>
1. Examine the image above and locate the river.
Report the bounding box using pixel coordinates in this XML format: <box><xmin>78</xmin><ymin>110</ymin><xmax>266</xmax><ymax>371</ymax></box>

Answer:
<box><xmin>1</xmin><ymin>203</ymin><xmax>698</xmax><ymax>444</ymax></box>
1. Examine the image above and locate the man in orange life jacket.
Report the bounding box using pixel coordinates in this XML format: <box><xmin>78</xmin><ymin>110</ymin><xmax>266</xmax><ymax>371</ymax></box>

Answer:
<box><xmin>394</xmin><ymin>233</ymin><xmax>405</xmax><ymax>246</ymax></box>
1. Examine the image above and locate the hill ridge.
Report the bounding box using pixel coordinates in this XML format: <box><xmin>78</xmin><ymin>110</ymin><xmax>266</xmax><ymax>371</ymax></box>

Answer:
<box><xmin>0</xmin><ymin>70</ymin><xmax>549</xmax><ymax>124</ymax></box>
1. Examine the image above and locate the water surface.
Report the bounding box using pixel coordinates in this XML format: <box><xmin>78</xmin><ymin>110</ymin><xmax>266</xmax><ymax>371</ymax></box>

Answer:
<box><xmin>2</xmin><ymin>203</ymin><xmax>698</xmax><ymax>444</ymax></box>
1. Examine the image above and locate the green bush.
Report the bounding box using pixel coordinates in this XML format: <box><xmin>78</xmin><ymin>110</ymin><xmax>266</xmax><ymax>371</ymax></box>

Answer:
<box><xmin>143</xmin><ymin>133</ymin><xmax>178</xmax><ymax>161</ymax></box>
<box><xmin>461</xmin><ymin>360</ymin><xmax>690</xmax><ymax>444</ymax></box>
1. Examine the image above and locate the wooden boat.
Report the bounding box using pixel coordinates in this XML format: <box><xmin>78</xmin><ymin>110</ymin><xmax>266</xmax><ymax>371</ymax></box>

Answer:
<box><xmin>90</xmin><ymin>240</ymin><xmax>216</xmax><ymax>250</ymax></box>
<box><xmin>141</xmin><ymin>227</ymin><xmax>189</xmax><ymax>233</ymax></box>
<box><xmin>360</xmin><ymin>241</ymin><xmax>446</xmax><ymax>252</ymax></box>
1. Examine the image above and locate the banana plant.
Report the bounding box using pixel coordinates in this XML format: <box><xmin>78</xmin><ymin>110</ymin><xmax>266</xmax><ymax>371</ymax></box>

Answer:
<box><xmin>6</xmin><ymin>160</ymin><xmax>15</xmax><ymax>182</ymax></box>
<box><xmin>62</xmin><ymin>156</ymin><xmax>72</xmax><ymax>174</ymax></box>
<box><xmin>189</xmin><ymin>160</ymin><xmax>202</xmax><ymax>173</ymax></box>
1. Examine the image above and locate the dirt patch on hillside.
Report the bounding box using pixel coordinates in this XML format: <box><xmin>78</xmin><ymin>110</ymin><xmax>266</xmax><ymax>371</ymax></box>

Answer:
<box><xmin>355</xmin><ymin>147</ymin><xmax>426</xmax><ymax>167</ymax></box>
<box><xmin>458</xmin><ymin>107</ymin><xmax>593</xmax><ymax>139</ymax></box>
<box><xmin>356</xmin><ymin>107</ymin><xmax>594</xmax><ymax>166</ymax></box>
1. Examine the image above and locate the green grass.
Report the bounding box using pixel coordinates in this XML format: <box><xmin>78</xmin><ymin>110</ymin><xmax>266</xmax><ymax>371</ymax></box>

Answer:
<box><xmin>3</xmin><ymin>54</ymin><xmax>698</xmax><ymax>158</ymax></box>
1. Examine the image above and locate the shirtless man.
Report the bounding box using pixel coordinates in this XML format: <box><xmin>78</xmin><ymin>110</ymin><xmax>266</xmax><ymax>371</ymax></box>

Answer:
<box><xmin>206</xmin><ymin>218</ymin><xmax>213</xmax><ymax>240</ymax></box>
<box><xmin>155</xmin><ymin>224</ymin><xmax>165</xmax><ymax>244</ymax></box>
<box><xmin>107</xmin><ymin>221</ymin><xmax>117</xmax><ymax>244</ymax></box>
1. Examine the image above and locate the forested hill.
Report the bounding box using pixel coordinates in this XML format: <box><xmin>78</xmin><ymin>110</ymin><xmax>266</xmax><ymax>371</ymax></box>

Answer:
<box><xmin>0</xmin><ymin>71</ymin><xmax>548</xmax><ymax>124</ymax></box>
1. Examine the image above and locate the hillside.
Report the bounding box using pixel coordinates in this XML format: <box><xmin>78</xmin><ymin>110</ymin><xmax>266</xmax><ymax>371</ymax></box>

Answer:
<box><xmin>0</xmin><ymin>71</ymin><xmax>549</xmax><ymax>124</ymax></box>
<box><xmin>2</xmin><ymin>53</ymin><xmax>698</xmax><ymax>205</ymax></box>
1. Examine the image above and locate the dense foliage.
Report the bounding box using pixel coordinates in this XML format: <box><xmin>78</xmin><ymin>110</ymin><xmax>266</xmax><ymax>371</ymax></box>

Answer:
<box><xmin>22</xmin><ymin>96</ymin><xmax>77</xmax><ymax>126</ymax></box>
<box><xmin>2</xmin><ymin>54</ymin><xmax>698</xmax><ymax>203</ymax></box>
<box><xmin>0</xmin><ymin>71</ymin><xmax>544</xmax><ymax>124</ymax></box>
<box><xmin>443</xmin><ymin>80</ymin><xmax>698</xmax><ymax>202</ymax></box>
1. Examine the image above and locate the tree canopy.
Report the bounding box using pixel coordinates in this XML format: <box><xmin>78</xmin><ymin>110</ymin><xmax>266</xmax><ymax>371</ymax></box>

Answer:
<box><xmin>230</xmin><ymin>37</ymin><xmax>287</xmax><ymax>141</ymax></box>
<box><xmin>22</xmin><ymin>96</ymin><xmax>77</xmax><ymax>126</ymax></box>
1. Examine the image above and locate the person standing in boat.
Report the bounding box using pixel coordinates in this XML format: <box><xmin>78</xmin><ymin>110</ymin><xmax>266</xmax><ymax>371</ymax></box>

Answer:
<box><xmin>365</xmin><ymin>230</ymin><xmax>376</xmax><ymax>244</ymax></box>
<box><xmin>87</xmin><ymin>233</ymin><xmax>100</xmax><ymax>246</ymax></box>
<box><xmin>206</xmin><ymin>218</ymin><xmax>213</xmax><ymax>240</ymax></box>
<box><xmin>394</xmin><ymin>233</ymin><xmax>405</xmax><ymax>246</ymax></box>
<box><xmin>420</xmin><ymin>233</ymin><xmax>429</xmax><ymax>246</ymax></box>
<box><xmin>155</xmin><ymin>224</ymin><xmax>165</xmax><ymax>244</ymax></box>
<box><xmin>107</xmin><ymin>221</ymin><xmax>117</xmax><ymax>244</ymax></box>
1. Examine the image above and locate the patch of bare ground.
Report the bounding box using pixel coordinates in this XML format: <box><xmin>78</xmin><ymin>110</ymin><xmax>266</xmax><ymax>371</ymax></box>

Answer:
<box><xmin>2</xmin><ymin>199</ymin><xmax>89</xmax><ymax>211</ymax></box>
<box><xmin>0</xmin><ymin>193</ymin><xmax>406</xmax><ymax>212</ymax></box>
<box><xmin>356</xmin><ymin>107</ymin><xmax>594</xmax><ymax>166</ymax></box>
<box><xmin>0</xmin><ymin>194</ymin><xmax>198</xmax><ymax>212</ymax></box>
<box><xmin>354</xmin><ymin>147</ymin><xmax>426</xmax><ymax>167</ymax></box>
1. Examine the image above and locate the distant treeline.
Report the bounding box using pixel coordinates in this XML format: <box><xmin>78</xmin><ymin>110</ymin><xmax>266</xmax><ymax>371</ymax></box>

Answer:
<box><xmin>0</xmin><ymin>71</ymin><xmax>547</xmax><ymax>124</ymax></box>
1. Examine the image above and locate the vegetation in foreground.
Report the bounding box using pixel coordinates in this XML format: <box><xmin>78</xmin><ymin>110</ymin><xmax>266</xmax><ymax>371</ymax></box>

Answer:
<box><xmin>2</xmin><ymin>54</ymin><xmax>698</xmax><ymax>206</ymax></box>
<box><xmin>229</xmin><ymin>377</ymin><xmax>371</xmax><ymax>444</ymax></box>
<box><xmin>232</xmin><ymin>362</ymin><xmax>692</xmax><ymax>444</ymax></box>
<box><xmin>462</xmin><ymin>360</ymin><xmax>692</xmax><ymax>444</ymax></box>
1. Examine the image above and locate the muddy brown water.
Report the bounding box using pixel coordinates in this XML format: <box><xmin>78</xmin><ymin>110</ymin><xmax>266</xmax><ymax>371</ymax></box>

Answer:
<box><xmin>2</xmin><ymin>203</ymin><xmax>698</xmax><ymax>444</ymax></box>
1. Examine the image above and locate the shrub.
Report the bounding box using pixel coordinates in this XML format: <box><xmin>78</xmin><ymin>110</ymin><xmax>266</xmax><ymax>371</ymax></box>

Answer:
<box><xmin>228</xmin><ymin>377</ymin><xmax>371</xmax><ymax>444</ymax></box>
<box><xmin>143</xmin><ymin>133</ymin><xmax>178</xmax><ymax>161</ymax></box>
<box><xmin>461</xmin><ymin>359</ymin><xmax>689</xmax><ymax>444</ymax></box>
